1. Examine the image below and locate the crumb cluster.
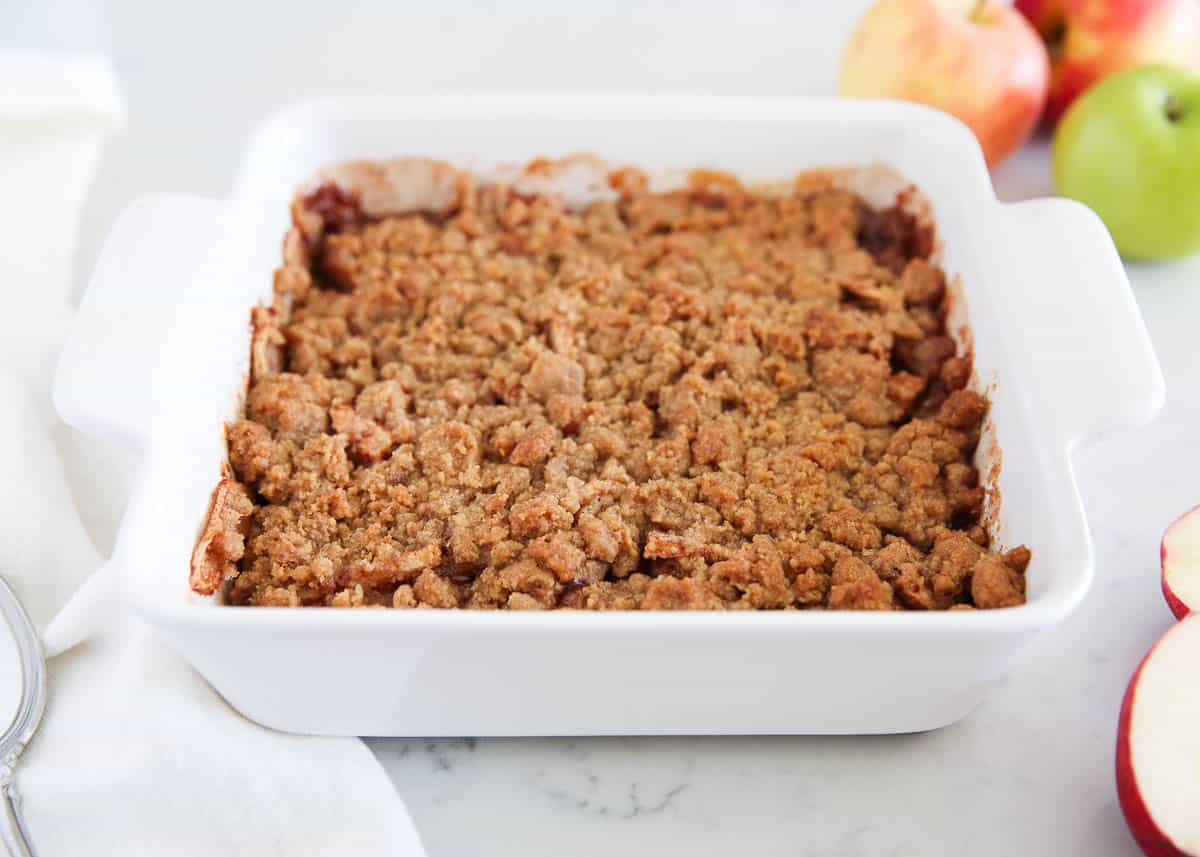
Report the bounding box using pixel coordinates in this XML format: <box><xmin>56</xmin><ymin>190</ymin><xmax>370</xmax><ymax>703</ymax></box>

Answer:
<box><xmin>189</xmin><ymin>161</ymin><xmax>1029</xmax><ymax>611</ymax></box>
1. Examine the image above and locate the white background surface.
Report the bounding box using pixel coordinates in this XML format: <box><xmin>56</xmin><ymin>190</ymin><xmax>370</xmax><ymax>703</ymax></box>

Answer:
<box><xmin>5</xmin><ymin>1</ymin><xmax>1197</xmax><ymax>855</ymax></box>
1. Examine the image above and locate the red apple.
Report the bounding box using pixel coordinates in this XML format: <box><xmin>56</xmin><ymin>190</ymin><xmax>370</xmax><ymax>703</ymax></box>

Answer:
<box><xmin>1116</xmin><ymin>617</ymin><xmax>1200</xmax><ymax>857</ymax></box>
<box><xmin>1162</xmin><ymin>506</ymin><xmax>1200</xmax><ymax>620</ymax></box>
<box><xmin>1017</xmin><ymin>0</ymin><xmax>1200</xmax><ymax>123</ymax></box>
<box><xmin>839</xmin><ymin>0</ymin><xmax>1050</xmax><ymax>167</ymax></box>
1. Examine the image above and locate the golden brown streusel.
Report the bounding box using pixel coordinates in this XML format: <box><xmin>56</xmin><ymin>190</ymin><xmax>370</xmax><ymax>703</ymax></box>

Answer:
<box><xmin>194</xmin><ymin>160</ymin><xmax>1029</xmax><ymax>610</ymax></box>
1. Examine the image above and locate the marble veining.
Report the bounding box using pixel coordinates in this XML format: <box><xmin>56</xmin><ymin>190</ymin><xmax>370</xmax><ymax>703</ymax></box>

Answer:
<box><xmin>17</xmin><ymin>1</ymin><xmax>1185</xmax><ymax>851</ymax></box>
<box><xmin>369</xmin><ymin>146</ymin><xmax>1195</xmax><ymax>857</ymax></box>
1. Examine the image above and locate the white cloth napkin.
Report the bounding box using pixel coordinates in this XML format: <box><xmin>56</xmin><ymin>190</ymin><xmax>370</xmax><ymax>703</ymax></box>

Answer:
<box><xmin>0</xmin><ymin>53</ymin><xmax>425</xmax><ymax>856</ymax></box>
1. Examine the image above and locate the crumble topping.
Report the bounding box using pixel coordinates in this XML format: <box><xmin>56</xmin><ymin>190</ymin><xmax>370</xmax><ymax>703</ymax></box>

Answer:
<box><xmin>196</xmin><ymin>160</ymin><xmax>1029</xmax><ymax>610</ymax></box>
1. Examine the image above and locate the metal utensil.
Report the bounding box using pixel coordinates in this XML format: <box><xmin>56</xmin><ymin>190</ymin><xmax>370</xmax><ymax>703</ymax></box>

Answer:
<box><xmin>0</xmin><ymin>578</ymin><xmax>44</xmax><ymax>857</ymax></box>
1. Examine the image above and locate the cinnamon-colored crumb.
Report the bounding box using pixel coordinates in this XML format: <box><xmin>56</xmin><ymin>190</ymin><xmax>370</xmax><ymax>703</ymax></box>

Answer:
<box><xmin>189</xmin><ymin>479</ymin><xmax>254</xmax><ymax>595</ymax></box>
<box><xmin>204</xmin><ymin>161</ymin><xmax>1029</xmax><ymax>610</ymax></box>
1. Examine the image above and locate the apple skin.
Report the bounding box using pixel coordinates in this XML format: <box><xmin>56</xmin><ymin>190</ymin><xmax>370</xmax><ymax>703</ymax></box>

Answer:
<box><xmin>1162</xmin><ymin>546</ymin><xmax>1192</xmax><ymax>620</ymax></box>
<box><xmin>1116</xmin><ymin>653</ymin><xmax>1188</xmax><ymax>857</ymax></box>
<box><xmin>1115</xmin><ymin>621</ymin><xmax>1198</xmax><ymax>857</ymax></box>
<box><xmin>1163</xmin><ymin>532</ymin><xmax>1193</xmax><ymax>620</ymax></box>
<box><xmin>839</xmin><ymin>0</ymin><xmax>1049</xmax><ymax>167</ymax></box>
<box><xmin>1161</xmin><ymin>505</ymin><xmax>1200</xmax><ymax>619</ymax></box>
<box><xmin>1017</xmin><ymin>0</ymin><xmax>1200</xmax><ymax>124</ymax></box>
<box><xmin>1016</xmin><ymin>0</ymin><xmax>1066</xmax><ymax>33</ymax></box>
<box><xmin>1053</xmin><ymin>64</ymin><xmax>1200</xmax><ymax>260</ymax></box>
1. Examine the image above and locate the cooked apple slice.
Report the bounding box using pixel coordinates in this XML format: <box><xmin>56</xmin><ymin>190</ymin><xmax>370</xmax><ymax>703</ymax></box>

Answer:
<box><xmin>1162</xmin><ymin>507</ymin><xmax>1200</xmax><ymax>620</ymax></box>
<box><xmin>1116</xmin><ymin>617</ymin><xmax>1200</xmax><ymax>857</ymax></box>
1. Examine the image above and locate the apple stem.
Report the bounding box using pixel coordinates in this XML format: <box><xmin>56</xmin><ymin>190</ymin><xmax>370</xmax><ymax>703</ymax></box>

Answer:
<box><xmin>1044</xmin><ymin>19</ymin><xmax>1066</xmax><ymax>61</ymax></box>
<box><xmin>1165</xmin><ymin>93</ymin><xmax>1184</xmax><ymax>123</ymax></box>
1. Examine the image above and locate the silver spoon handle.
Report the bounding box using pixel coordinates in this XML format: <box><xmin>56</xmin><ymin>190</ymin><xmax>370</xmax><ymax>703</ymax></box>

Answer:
<box><xmin>0</xmin><ymin>781</ymin><xmax>37</xmax><ymax>857</ymax></box>
<box><xmin>0</xmin><ymin>577</ymin><xmax>46</xmax><ymax>857</ymax></box>
<box><xmin>0</xmin><ymin>578</ymin><xmax>45</xmax><ymax>763</ymax></box>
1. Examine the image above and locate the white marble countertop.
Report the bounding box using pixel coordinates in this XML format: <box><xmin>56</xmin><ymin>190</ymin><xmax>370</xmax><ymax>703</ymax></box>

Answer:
<box><xmin>6</xmin><ymin>1</ymin><xmax>1196</xmax><ymax>854</ymax></box>
<box><xmin>364</xmin><ymin>145</ymin><xmax>1200</xmax><ymax>857</ymax></box>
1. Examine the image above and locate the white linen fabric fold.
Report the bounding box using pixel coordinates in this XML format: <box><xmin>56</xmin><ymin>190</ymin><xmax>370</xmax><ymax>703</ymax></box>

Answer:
<box><xmin>0</xmin><ymin>53</ymin><xmax>425</xmax><ymax>856</ymax></box>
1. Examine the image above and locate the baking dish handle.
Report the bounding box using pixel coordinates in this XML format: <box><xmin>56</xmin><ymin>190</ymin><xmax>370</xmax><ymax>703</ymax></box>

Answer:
<box><xmin>54</xmin><ymin>194</ymin><xmax>233</xmax><ymax>445</ymax></box>
<box><xmin>991</xmin><ymin>197</ymin><xmax>1165</xmax><ymax>446</ymax></box>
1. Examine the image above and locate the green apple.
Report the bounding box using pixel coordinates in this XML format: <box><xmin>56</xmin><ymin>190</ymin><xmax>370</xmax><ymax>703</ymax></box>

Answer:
<box><xmin>1053</xmin><ymin>64</ymin><xmax>1200</xmax><ymax>260</ymax></box>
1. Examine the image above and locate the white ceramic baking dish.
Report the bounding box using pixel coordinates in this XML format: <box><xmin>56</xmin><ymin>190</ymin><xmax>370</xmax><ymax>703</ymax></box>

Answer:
<box><xmin>54</xmin><ymin>96</ymin><xmax>1164</xmax><ymax>736</ymax></box>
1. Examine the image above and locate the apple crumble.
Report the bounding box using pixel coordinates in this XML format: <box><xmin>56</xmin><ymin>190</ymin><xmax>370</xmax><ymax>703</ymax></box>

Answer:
<box><xmin>190</xmin><ymin>158</ymin><xmax>1030</xmax><ymax>610</ymax></box>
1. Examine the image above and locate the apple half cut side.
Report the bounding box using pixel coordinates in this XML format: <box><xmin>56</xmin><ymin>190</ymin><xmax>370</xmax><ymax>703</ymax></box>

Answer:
<box><xmin>1162</xmin><ymin>506</ymin><xmax>1200</xmax><ymax>619</ymax></box>
<box><xmin>1116</xmin><ymin>617</ymin><xmax>1200</xmax><ymax>857</ymax></box>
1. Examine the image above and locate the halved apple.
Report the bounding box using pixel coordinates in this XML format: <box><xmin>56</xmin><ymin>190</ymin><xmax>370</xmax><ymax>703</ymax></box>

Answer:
<box><xmin>1116</xmin><ymin>617</ymin><xmax>1200</xmax><ymax>857</ymax></box>
<box><xmin>1162</xmin><ymin>507</ymin><xmax>1200</xmax><ymax>620</ymax></box>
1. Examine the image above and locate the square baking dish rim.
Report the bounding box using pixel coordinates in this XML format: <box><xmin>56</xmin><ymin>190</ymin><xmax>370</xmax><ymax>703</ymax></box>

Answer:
<box><xmin>54</xmin><ymin>95</ymin><xmax>1165</xmax><ymax>735</ymax></box>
